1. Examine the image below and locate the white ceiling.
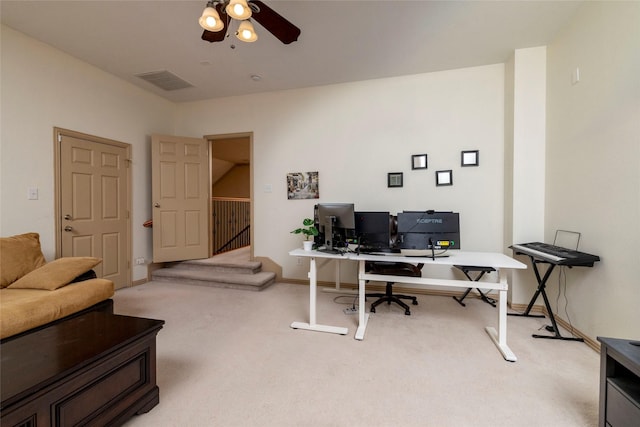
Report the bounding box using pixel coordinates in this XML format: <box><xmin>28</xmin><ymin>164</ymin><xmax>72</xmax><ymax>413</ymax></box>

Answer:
<box><xmin>1</xmin><ymin>0</ymin><xmax>583</xmax><ymax>103</ymax></box>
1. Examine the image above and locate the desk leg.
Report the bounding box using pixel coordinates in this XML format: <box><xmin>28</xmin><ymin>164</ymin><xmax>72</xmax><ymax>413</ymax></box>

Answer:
<box><xmin>485</xmin><ymin>270</ymin><xmax>517</xmax><ymax>362</ymax></box>
<box><xmin>322</xmin><ymin>259</ymin><xmax>358</xmax><ymax>295</ymax></box>
<box><xmin>354</xmin><ymin>260</ymin><xmax>370</xmax><ymax>340</ymax></box>
<box><xmin>291</xmin><ymin>256</ymin><xmax>349</xmax><ymax>335</ymax></box>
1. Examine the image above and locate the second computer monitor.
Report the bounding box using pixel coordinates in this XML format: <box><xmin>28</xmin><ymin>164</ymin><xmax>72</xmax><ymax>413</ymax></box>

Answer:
<box><xmin>354</xmin><ymin>211</ymin><xmax>392</xmax><ymax>250</ymax></box>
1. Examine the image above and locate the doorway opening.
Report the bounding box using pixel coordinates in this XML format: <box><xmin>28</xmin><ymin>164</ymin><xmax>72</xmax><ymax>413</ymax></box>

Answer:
<box><xmin>208</xmin><ymin>133</ymin><xmax>252</xmax><ymax>259</ymax></box>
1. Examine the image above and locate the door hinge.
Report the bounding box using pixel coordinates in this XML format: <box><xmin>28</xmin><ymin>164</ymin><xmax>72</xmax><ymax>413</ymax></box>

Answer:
<box><xmin>57</xmin><ymin>134</ymin><xmax>62</xmax><ymax>143</ymax></box>
<box><xmin>125</xmin><ymin>159</ymin><xmax>132</xmax><ymax>167</ymax></box>
<box><xmin>126</xmin><ymin>210</ymin><xmax>130</xmax><ymax>219</ymax></box>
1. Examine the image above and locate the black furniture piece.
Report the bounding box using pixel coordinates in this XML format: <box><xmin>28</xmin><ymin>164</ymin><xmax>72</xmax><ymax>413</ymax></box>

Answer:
<box><xmin>597</xmin><ymin>337</ymin><xmax>640</xmax><ymax>427</ymax></box>
<box><xmin>509</xmin><ymin>242</ymin><xmax>600</xmax><ymax>341</ymax></box>
<box><xmin>1</xmin><ymin>311</ymin><xmax>164</xmax><ymax>427</ymax></box>
<box><xmin>365</xmin><ymin>261</ymin><xmax>423</xmax><ymax>315</ymax></box>
<box><xmin>452</xmin><ymin>265</ymin><xmax>497</xmax><ymax>307</ymax></box>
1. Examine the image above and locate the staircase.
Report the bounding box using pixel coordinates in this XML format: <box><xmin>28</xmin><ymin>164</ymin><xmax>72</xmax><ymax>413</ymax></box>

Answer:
<box><xmin>151</xmin><ymin>250</ymin><xmax>276</xmax><ymax>291</ymax></box>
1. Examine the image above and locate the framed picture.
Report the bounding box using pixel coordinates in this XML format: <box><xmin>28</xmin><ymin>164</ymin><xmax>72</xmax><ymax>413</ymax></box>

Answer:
<box><xmin>461</xmin><ymin>150</ymin><xmax>479</xmax><ymax>167</ymax></box>
<box><xmin>287</xmin><ymin>171</ymin><xmax>319</xmax><ymax>200</ymax></box>
<box><xmin>411</xmin><ymin>154</ymin><xmax>428</xmax><ymax>170</ymax></box>
<box><xmin>388</xmin><ymin>172</ymin><xmax>403</xmax><ymax>188</ymax></box>
<box><xmin>436</xmin><ymin>170</ymin><xmax>453</xmax><ymax>186</ymax></box>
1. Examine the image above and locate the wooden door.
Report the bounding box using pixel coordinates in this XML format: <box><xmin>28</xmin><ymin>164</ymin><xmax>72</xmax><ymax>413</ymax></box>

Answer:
<box><xmin>151</xmin><ymin>134</ymin><xmax>210</xmax><ymax>262</ymax></box>
<box><xmin>58</xmin><ymin>130</ymin><xmax>131</xmax><ymax>288</ymax></box>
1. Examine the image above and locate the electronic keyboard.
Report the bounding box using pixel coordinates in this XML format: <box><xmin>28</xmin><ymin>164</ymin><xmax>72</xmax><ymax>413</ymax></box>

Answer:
<box><xmin>510</xmin><ymin>242</ymin><xmax>600</xmax><ymax>266</ymax></box>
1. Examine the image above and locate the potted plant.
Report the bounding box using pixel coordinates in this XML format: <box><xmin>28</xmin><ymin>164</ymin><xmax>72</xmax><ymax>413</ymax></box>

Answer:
<box><xmin>291</xmin><ymin>218</ymin><xmax>318</xmax><ymax>251</ymax></box>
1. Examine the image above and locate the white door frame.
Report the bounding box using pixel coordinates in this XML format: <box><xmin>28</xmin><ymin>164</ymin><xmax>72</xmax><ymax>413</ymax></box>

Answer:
<box><xmin>53</xmin><ymin>127</ymin><xmax>132</xmax><ymax>287</ymax></box>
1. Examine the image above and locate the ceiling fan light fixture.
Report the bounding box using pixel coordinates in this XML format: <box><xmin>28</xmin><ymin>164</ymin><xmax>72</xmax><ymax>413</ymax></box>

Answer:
<box><xmin>226</xmin><ymin>0</ymin><xmax>252</xmax><ymax>20</ymax></box>
<box><xmin>199</xmin><ymin>5</ymin><xmax>224</xmax><ymax>32</ymax></box>
<box><xmin>236</xmin><ymin>20</ymin><xmax>258</xmax><ymax>42</ymax></box>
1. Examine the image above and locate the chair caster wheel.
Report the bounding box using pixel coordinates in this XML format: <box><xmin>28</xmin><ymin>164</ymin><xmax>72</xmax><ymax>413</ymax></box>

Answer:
<box><xmin>405</xmin><ymin>310</ymin><xmax>411</xmax><ymax>316</ymax></box>
<box><xmin>370</xmin><ymin>307</ymin><xmax>376</xmax><ymax>313</ymax></box>
<box><xmin>412</xmin><ymin>300</ymin><xmax>418</xmax><ymax>305</ymax></box>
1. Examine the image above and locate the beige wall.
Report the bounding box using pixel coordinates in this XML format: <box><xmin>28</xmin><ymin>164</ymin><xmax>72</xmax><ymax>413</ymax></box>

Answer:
<box><xmin>175</xmin><ymin>64</ymin><xmax>507</xmax><ymax>284</ymax></box>
<box><xmin>213</xmin><ymin>165</ymin><xmax>250</xmax><ymax>198</ymax></box>
<box><xmin>2</xmin><ymin>0</ymin><xmax>638</xmax><ymax>341</ymax></box>
<box><xmin>545</xmin><ymin>2</ymin><xmax>640</xmax><ymax>339</ymax></box>
<box><xmin>0</xmin><ymin>26</ymin><xmax>176</xmax><ymax>282</ymax></box>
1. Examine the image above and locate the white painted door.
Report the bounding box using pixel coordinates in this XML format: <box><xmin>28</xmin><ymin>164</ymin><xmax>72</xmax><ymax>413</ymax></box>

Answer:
<box><xmin>59</xmin><ymin>132</ymin><xmax>130</xmax><ymax>288</ymax></box>
<box><xmin>151</xmin><ymin>134</ymin><xmax>210</xmax><ymax>262</ymax></box>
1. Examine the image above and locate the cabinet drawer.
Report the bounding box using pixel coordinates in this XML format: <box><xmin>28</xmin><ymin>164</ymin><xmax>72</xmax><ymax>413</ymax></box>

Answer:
<box><xmin>606</xmin><ymin>378</ymin><xmax>640</xmax><ymax>427</ymax></box>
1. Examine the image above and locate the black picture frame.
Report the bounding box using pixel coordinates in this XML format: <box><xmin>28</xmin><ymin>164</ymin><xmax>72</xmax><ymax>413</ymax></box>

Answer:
<box><xmin>461</xmin><ymin>150</ymin><xmax>479</xmax><ymax>167</ymax></box>
<box><xmin>436</xmin><ymin>170</ymin><xmax>453</xmax><ymax>186</ymax></box>
<box><xmin>411</xmin><ymin>154</ymin><xmax>428</xmax><ymax>170</ymax></box>
<box><xmin>388</xmin><ymin>172</ymin><xmax>403</xmax><ymax>188</ymax></box>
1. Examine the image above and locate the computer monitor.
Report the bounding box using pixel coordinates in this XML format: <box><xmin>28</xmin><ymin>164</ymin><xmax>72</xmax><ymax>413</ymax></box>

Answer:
<box><xmin>315</xmin><ymin>203</ymin><xmax>355</xmax><ymax>251</ymax></box>
<box><xmin>354</xmin><ymin>211</ymin><xmax>392</xmax><ymax>251</ymax></box>
<box><xmin>397</xmin><ymin>211</ymin><xmax>460</xmax><ymax>252</ymax></box>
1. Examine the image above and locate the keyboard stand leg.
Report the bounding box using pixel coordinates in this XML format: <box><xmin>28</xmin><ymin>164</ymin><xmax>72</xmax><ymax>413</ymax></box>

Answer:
<box><xmin>453</xmin><ymin>287</ymin><xmax>473</xmax><ymax>307</ymax></box>
<box><xmin>509</xmin><ymin>257</ymin><xmax>583</xmax><ymax>342</ymax></box>
<box><xmin>508</xmin><ymin>258</ymin><xmax>552</xmax><ymax>319</ymax></box>
<box><xmin>453</xmin><ymin>267</ymin><xmax>496</xmax><ymax>307</ymax></box>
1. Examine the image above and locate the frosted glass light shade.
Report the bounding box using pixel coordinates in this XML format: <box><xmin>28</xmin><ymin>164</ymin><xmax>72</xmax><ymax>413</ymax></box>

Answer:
<box><xmin>226</xmin><ymin>0</ymin><xmax>252</xmax><ymax>20</ymax></box>
<box><xmin>199</xmin><ymin>6</ymin><xmax>224</xmax><ymax>31</ymax></box>
<box><xmin>236</xmin><ymin>20</ymin><xmax>258</xmax><ymax>42</ymax></box>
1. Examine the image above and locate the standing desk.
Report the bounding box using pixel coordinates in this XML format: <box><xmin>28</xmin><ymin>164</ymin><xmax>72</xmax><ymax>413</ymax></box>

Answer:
<box><xmin>289</xmin><ymin>249</ymin><xmax>349</xmax><ymax>336</ymax></box>
<box><xmin>290</xmin><ymin>249</ymin><xmax>526</xmax><ymax>362</ymax></box>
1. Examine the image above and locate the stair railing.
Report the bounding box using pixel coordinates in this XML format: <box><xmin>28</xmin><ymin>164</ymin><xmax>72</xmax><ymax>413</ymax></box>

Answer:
<box><xmin>212</xmin><ymin>197</ymin><xmax>250</xmax><ymax>254</ymax></box>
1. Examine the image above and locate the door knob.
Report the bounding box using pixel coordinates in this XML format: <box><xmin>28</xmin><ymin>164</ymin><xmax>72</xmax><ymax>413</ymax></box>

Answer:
<box><xmin>64</xmin><ymin>214</ymin><xmax>72</xmax><ymax>220</ymax></box>
<box><xmin>154</xmin><ymin>203</ymin><xmax>160</xmax><ymax>208</ymax></box>
<box><xmin>64</xmin><ymin>226</ymin><xmax>73</xmax><ymax>232</ymax></box>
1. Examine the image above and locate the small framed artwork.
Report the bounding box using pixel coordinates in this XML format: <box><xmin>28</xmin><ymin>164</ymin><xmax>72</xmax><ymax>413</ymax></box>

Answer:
<box><xmin>388</xmin><ymin>172</ymin><xmax>403</xmax><ymax>188</ymax></box>
<box><xmin>411</xmin><ymin>154</ymin><xmax>428</xmax><ymax>170</ymax></box>
<box><xmin>461</xmin><ymin>150</ymin><xmax>479</xmax><ymax>167</ymax></box>
<box><xmin>436</xmin><ymin>170</ymin><xmax>453</xmax><ymax>186</ymax></box>
<box><xmin>287</xmin><ymin>171</ymin><xmax>319</xmax><ymax>200</ymax></box>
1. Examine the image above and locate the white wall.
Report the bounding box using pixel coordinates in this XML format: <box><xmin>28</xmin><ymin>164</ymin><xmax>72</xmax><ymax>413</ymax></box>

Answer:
<box><xmin>0</xmin><ymin>25</ymin><xmax>176</xmax><ymax>282</ymax></box>
<box><xmin>505</xmin><ymin>47</ymin><xmax>549</xmax><ymax>304</ymax></box>
<box><xmin>2</xmin><ymin>1</ymin><xmax>637</xmax><ymax>341</ymax></box>
<box><xmin>545</xmin><ymin>2</ymin><xmax>640</xmax><ymax>339</ymax></box>
<box><xmin>175</xmin><ymin>65</ymin><xmax>506</xmax><ymax>282</ymax></box>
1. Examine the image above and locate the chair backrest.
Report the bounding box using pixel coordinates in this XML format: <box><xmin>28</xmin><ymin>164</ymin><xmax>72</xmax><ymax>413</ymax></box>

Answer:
<box><xmin>366</xmin><ymin>261</ymin><xmax>423</xmax><ymax>278</ymax></box>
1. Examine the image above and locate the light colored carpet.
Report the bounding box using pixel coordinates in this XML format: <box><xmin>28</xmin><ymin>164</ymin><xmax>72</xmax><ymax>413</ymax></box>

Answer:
<box><xmin>115</xmin><ymin>280</ymin><xmax>600</xmax><ymax>427</ymax></box>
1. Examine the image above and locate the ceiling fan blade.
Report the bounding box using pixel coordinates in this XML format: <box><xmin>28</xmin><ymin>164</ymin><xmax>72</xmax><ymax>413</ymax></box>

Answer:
<box><xmin>202</xmin><ymin>29</ymin><xmax>226</xmax><ymax>43</ymax></box>
<box><xmin>201</xmin><ymin>3</ymin><xmax>228</xmax><ymax>43</ymax></box>
<box><xmin>250</xmin><ymin>1</ymin><xmax>301</xmax><ymax>44</ymax></box>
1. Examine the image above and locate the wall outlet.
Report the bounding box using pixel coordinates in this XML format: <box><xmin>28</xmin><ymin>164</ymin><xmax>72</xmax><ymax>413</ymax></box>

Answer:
<box><xmin>135</xmin><ymin>257</ymin><xmax>146</xmax><ymax>265</ymax></box>
<box><xmin>296</xmin><ymin>257</ymin><xmax>303</xmax><ymax>266</ymax></box>
<box><xmin>28</xmin><ymin>187</ymin><xmax>39</xmax><ymax>200</ymax></box>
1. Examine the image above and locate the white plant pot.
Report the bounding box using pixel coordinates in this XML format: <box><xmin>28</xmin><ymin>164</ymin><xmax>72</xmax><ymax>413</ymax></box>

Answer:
<box><xmin>303</xmin><ymin>240</ymin><xmax>314</xmax><ymax>251</ymax></box>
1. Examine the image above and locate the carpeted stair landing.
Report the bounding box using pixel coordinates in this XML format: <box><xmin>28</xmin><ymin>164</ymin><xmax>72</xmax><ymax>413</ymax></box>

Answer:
<box><xmin>151</xmin><ymin>256</ymin><xmax>276</xmax><ymax>291</ymax></box>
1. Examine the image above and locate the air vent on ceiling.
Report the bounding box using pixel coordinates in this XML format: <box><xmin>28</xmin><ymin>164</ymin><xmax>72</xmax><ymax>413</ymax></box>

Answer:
<box><xmin>135</xmin><ymin>70</ymin><xmax>193</xmax><ymax>91</ymax></box>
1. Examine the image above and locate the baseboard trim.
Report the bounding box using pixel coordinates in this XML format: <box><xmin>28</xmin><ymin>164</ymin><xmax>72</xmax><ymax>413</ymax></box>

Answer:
<box><xmin>132</xmin><ymin>278</ymin><xmax>148</xmax><ymax>287</ymax></box>
<box><xmin>508</xmin><ymin>303</ymin><xmax>599</xmax><ymax>352</ymax></box>
<box><xmin>282</xmin><ymin>278</ymin><xmax>600</xmax><ymax>352</ymax></box>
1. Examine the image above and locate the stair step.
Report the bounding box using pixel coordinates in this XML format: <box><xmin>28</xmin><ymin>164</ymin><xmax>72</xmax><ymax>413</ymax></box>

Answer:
<box><xmin>164</xmin><ymin>258</ymin><xmax>262</xmax><ymax>275</ymax></box>
<box><xmin>152</xmin><ymin>268</ymin><xmax>275</xmax><ymax>291</ymax></box>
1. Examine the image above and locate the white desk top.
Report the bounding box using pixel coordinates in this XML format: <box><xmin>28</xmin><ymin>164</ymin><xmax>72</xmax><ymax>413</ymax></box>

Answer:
<box><xmin>290</xmin><ymin>248</ymin><xmax>526</xmax><ymax>270</ymax></box>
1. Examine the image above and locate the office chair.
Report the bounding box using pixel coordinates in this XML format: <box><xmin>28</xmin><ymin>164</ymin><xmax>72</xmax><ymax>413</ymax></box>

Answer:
<box><xmin>365</xmin><ymin>261</ymin><xmax>423</xmax><ymax>315</ymax></box>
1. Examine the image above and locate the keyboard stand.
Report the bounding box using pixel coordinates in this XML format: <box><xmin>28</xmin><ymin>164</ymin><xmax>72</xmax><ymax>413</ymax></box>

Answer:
<box><xmin>452</xmin><ymin>265</ymin><xmax>497</xmax><ymax>307</ymax></box>
<box><xmin>508</xmin><ymin>256</ymin><xmax>583</xmax><ymax>342</ymax></box>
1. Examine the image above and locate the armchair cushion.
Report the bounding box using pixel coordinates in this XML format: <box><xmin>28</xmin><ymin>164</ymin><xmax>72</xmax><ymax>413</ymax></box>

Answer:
<box><xmin>0</xmin><ymin>233</ymin><xmax>47</xmax><ymax>288</ymax></box>
<box><xmin>8</xmin><ymin>257</ymin><xmax>102</xmax><ymax>291</ymax></box>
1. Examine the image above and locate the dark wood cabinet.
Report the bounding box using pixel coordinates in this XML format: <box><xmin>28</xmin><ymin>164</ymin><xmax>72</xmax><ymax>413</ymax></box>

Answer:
<box><xmin>1</xmin><ymin>312</ymin><xmax>164</xmax><ymax>427</ymax></box>
<box><xmin>598</xmin><ymin>337</ymin><xmax>640</xmax><ymax>427</ymax></box>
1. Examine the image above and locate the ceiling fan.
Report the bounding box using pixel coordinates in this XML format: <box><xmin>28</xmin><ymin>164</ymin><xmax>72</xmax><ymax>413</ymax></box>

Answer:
<box><xmin>199</xmin><ymin>0</ymin><xmax>301</xmax><ymax>45</ymax></box>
